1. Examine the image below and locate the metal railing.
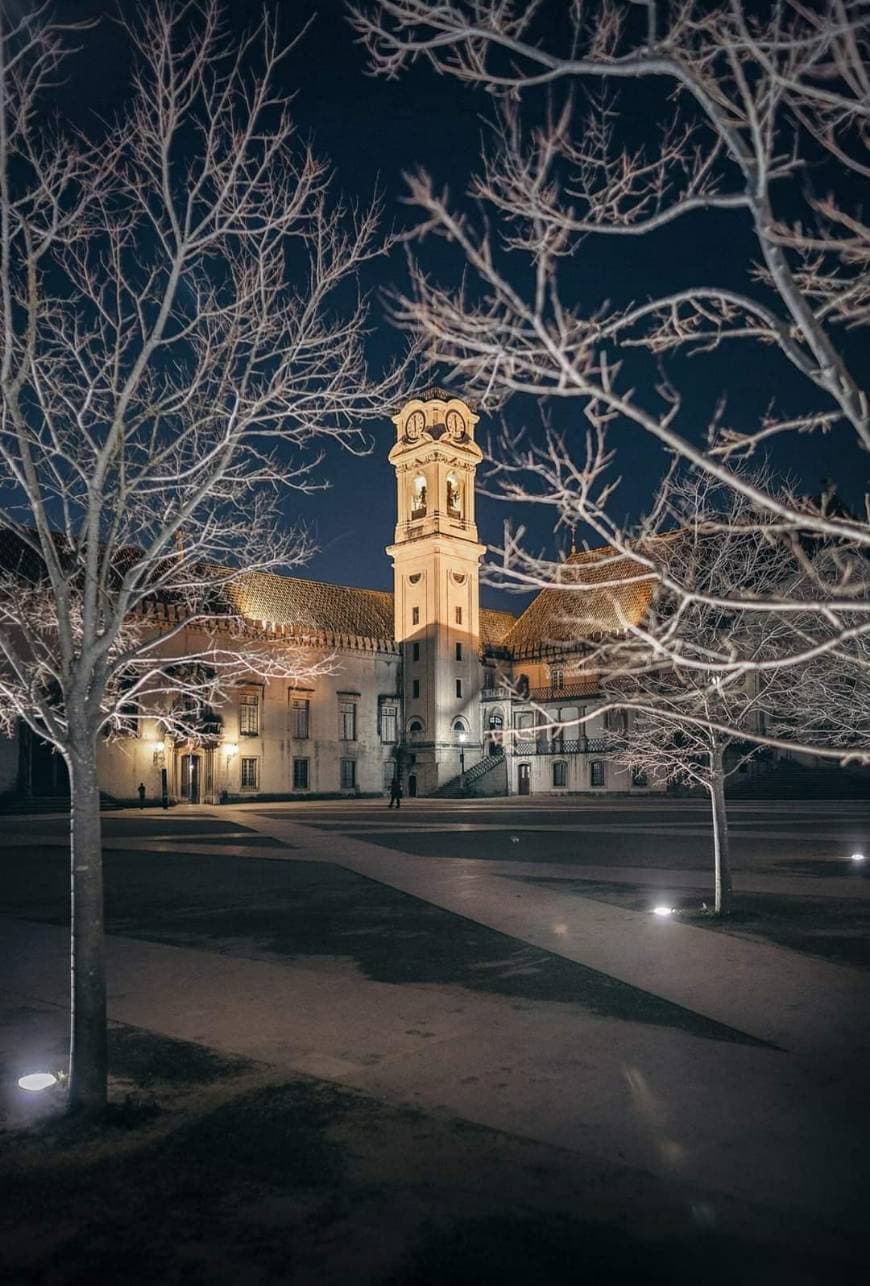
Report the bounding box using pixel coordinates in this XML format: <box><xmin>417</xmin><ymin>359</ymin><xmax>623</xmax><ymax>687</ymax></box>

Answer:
<box><xmin>462</xmin><ymin>749</ymin><xmax>505</xmax><ymax>784</ymax></box>
<box><xmin>480</xmin><ymin>682</ymin><xmax>599</xmax><ymax>703</ymax></box>
<box><xmin>511</xmin><ymin>737</ymin><xmax>608</xmax><ymax>756</ymax></box>
<box><xmin>526</xmin><ymin>682</ymin><xmax>598</xmax><ymax>703</ymax></box>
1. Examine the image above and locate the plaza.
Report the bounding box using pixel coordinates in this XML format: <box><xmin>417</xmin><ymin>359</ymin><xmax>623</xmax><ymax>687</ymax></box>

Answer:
<box><xmin>2</xmin><ymin>797</ymin><xmax>869</xmax><ymax>1283</ymax></box>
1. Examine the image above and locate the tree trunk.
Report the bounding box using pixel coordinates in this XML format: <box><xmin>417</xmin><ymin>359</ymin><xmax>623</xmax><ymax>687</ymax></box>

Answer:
<box><xmin>709</xmin><ymin>743</ymin><xmax>733</xmax><ymax>918</ymax></box>
<box><xmin>68</xmin><ymin>741</ymin><xmax>107</xmax><ymax>1114</ymax></box>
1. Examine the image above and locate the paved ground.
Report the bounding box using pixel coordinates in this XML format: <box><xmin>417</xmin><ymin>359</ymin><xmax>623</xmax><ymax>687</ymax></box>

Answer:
<box><xmin>2</xmin><ymin>797</ymin><xmax>869</xmax><ymax>1282</ymax></box>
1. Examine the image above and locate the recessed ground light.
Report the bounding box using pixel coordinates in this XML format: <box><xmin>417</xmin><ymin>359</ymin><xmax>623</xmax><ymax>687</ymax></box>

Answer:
<box><xmin>18</xmin><ymin>1072</ymin><xmax>58</xmax><ymax>1092</ymax></box>
<box><xmin>851</xmin><ymin>852</ymin><xmax>866</xmax><ymax>863</ymax></box>
<box><xmin>652</xmin><ymin>905</ymin><xmax>675</xmax><ymax>917</ymax></box>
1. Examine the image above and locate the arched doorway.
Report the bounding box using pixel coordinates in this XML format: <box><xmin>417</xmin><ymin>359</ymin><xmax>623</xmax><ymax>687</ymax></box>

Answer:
<box><xmin>488</xmin><ymin>710</ymin><xmax>504</xmax><ymax>756</ymax></box>
<box><xmin>517</xmin><ymin>763</ymin><xmax>531</xmax><ymax>796</ymax></box>
<box><xmin>180</xmin><ymin>753</ymin><xmax>202</xmax><ymax>803</ymax></box>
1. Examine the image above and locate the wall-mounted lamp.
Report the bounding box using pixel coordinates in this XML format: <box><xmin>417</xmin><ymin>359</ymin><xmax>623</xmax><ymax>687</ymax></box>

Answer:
<box><xmin>224</xmin><ymin>742</ymin><xmax>239</xmax><ymax>758</ymax></box>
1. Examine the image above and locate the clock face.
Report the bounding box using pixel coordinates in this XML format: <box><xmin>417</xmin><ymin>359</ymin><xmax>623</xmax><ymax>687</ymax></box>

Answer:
<box><xmin>445</xmin><ymin>409</ymin><xmax>465</xmax><ymax>439</ymax></box>
<box><xmin>405</xmin><ymin>409</ymin><xmax>426</xmax><ymax>441</ymax></box>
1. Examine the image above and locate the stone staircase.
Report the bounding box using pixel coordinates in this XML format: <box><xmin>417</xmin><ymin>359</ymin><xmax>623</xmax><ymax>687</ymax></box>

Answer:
<box><xmin>431</xmin><ymin>750</ymin><xmax>507</xmax><ymax>799</ymax></box>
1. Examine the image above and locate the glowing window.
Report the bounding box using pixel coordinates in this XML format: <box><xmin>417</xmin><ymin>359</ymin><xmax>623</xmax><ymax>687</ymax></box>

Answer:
<box><xmin>411</xmin><ymin>475</ymin><xmax>427</xmax><ymax>519</ymax></box>
<box><xmin>446</xmin><ymin>473</ymin><xmax>461</xmax><ymax>516</ymax></box>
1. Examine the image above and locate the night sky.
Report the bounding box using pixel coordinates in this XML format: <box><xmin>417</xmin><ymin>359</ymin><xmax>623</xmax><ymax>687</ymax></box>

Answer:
<box><xmin>51</xmin><ymin>0</ymin><xmax>868</xmax><ymax>612</ymax></box>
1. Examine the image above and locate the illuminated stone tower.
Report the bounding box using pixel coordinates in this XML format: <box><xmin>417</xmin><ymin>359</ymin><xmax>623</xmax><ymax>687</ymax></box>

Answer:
<box><xmin>387</xmin><ymin>390</ymin><xmax>485</xmax><ymax>795</ymax></box>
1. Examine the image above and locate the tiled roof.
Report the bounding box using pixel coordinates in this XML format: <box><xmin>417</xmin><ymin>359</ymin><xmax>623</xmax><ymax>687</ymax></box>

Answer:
<box><xmin>480</xmin><ymin>607</ymin><xmax>516</xmax><ymax>650</ymax></box>
<box><xmin>501</xmin><ymin>546</ymin><xmax>657</xmax><ymax>657</ymax></box>
<box><xmin>226</xmin><ymin>572</ymin><xmax>395</xmax><ymax>645</ymax></box>
<box><xmin>229</xmin><ymin>547</ymin><xmax>656</xmax><ymax>656</ymax></box>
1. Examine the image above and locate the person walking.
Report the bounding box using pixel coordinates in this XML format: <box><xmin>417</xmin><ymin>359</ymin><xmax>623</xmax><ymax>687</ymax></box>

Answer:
<box><xmin>388</xmin><ymin>776</ymin><xmax>403</xmax><ymax>809</ymax></box>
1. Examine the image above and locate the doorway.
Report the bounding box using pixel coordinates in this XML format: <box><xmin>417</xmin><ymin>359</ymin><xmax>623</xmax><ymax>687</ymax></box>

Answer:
<box><xmin>408</xmin><ymin>773</ymin><xmax>417</xmax><ymax>798</ymax></box>
<box><xmin>517</xmin><ymin>763</ymin><xmax>530</xmax><ymax>796</ymax></box>
<box><xmin>180</xmin><ymin>754</ymin><xmax>201</xmax><ymax>803</ymax></box>
<box><xmin>26</xmin><ymin>733</ymin><xmax>70</xmax><ymax>797</ymax></box>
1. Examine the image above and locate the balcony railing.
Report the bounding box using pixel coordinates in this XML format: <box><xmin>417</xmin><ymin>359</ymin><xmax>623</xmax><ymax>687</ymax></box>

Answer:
<box><xmin>527</xmin><ymin>682</ymin><xmax>598</xmax><ymax>703</ymax></box>
<box><xmin>511</xmin><ymin>736</ymin><xmax>608</xmax><ymax>755</ymax></box>
<box><xmin>480</xmin><ymin>682</ymin><xmax>599</xmax><ymax>703</ymax></box>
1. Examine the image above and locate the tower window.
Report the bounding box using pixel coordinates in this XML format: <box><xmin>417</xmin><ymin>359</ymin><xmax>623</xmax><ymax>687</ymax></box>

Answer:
<box><xmin>412</xmin><ymin>679</ymin><xmax>420</xmax><ymax>699</ymax></box>
<box><xmin>446</xmin><ymin>473</ymin><xmax>461</xmax><ymax>517</ymax></box>
<box><xmin>455</xmin><ymin>606</ymin><xmax>462</xmax><ymax>625</ymax></box>
<box><xmin>412</xmin><ymin>641</ymin><xmax>420</xmax><ymax>661</ymax></box>
<box><xmin>412</xmin><ymin>606</ymin><xmax>420</xmax><ymax>626</ymax></box>
<box><xmin>455</xmin><ymin>641</ymin><xmax>462</xmax><ymax>661</ymax></box>
<box><xmin>411</xmin><ymin>475</ymin><xmax>427</xmax><ymax>519</ymax></box>
<box><xmin>455</xmin><ymin>678</ymin><xmax>463</xmax><ymax>699</ymax></box>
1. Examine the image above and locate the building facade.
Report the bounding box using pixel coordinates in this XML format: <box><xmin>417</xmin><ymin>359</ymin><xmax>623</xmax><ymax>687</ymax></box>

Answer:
<box><xmin>0</xmin><ymin>390</ymin><xmax>659</xmax><ymax>804</ymax></box>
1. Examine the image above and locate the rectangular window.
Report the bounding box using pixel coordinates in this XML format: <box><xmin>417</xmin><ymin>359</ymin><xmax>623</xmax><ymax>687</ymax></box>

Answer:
<box><xmin>553</xmin><ymin>761</ymin><xmax>567</xmax><ymax>787</ymax></box>
<box><xmin>632</xmin><ymin>768</ymin><xmax>648</xmax><ymax>788</ymax></box>
<box><xmin>412</xmin><ymin>606</ymin><xmax>420</xmax><ymax>625</ymax></box>
<box><xmin>412</xmin><ymin>641</ymin><xmax>420</xmax><ymax>661</ymax></box>
<box><xmin>455</xmin><ymin>678</ymin><xmax>463</xmax><ymax>699</ymax></box>
<box><xmin>590</xmin><ymin>760</ymin><xmax>605</xmax><ymax>788</ymax></box>
<box><xmin>380</xmin><ymin>705</ymin><xmax>397</xmax><ymax>743</ymax></box>
<box><xmin>339</xmin><ymin>700</ymin><xmax>357</xmax><ymax>741</ymax></box>
<box><xmin>239</xmin><ymin>692</ymin><xmax>260</xmax><ymax>737</ymax></box>
<box><xmin>383</xmin><ymin>760</ymin><xmax>396</xmax><ymax>790</ymax></box>
<box><xmin>412</xmin><ymin>679</ymin><xmax>420</xmax><ymax>699</ymax></box>
<box><xmin>290</xmin><ymin>697</ymin><xmax>309</xmax><ymax>740</ymax></box>
<box><xmin>550</xmin><ymin>666</ymin><xmax>565</xmax><ymax>692</ymax></box>
<box><xmin>604</xmin><ymin>709</ymin><xmax>625</xmax><ymax>733</ymax></box>
<box><xmin>293</xmin><ymin>758</ymin><xmax>309</xmax><ymax>790</ymax></box>
<box><xmin>240</xmin><ymin>757</ymin><xmax>259</xmax><ymax>790</ymax></box>
<box><xmin>455</xmin><ymin>641</ymin><xmax>462</xmax><ymax>661</ymax></box>
<box><xmin>340</xmin><ymin>759</ymin><xmax>356</xmax><ymax>790</ymax></box>
<box><xmin>455</xmin><ymin>606</ymin><xmax>462</xmax><ymax>625</ymax></box>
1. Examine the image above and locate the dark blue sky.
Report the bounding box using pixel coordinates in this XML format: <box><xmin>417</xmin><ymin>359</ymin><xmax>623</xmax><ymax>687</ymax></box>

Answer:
<box><xmin>54</xmin><ymin>0</ymin><xmax>868</xmax><ymax>613</ymax></box>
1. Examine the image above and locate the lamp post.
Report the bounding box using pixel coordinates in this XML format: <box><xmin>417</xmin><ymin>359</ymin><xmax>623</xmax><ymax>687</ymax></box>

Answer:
<box><xmin>459</xmin><ymin>731</ymin><xmax>467</xmax><ymax>791</ymax></box>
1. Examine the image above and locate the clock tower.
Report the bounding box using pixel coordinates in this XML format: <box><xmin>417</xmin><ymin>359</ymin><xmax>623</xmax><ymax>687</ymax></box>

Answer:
<box><xmin>387</xmin><ymin>390</ymin><xmax>485</xmax><ymax>795</ymax></box>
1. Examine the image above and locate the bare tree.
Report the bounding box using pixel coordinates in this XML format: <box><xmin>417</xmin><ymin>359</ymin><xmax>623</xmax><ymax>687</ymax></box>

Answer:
<box><xmin>352</xmin><ymin>0</ymin><xmax>870</xmax><ymax>716</ymax></box>
<box><xmin>603</xmin><ymin>472</ymin><xmax>802</xmax><ymax>916</ymax></box>
<box><xmin>0</xmin><ymin>2</ymin><xmax>409</xmax><ymax>1114</ymax></box>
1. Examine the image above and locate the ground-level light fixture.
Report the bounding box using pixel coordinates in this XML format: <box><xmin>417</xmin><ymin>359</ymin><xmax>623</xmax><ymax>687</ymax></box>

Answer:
<box><xmin>652</xmin><ymin>905</ymin><xmax>675</xmax><ymax>917</ymax></box>
<box><xmin>18</xmin><ymin>1072</ymin><xmax>58</xmax><ymax>1092</ymax></box>
<box><xmin>851</xmin><ymin>852</ymin><xmax>866</xmax><ymax>863</ymax></box>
